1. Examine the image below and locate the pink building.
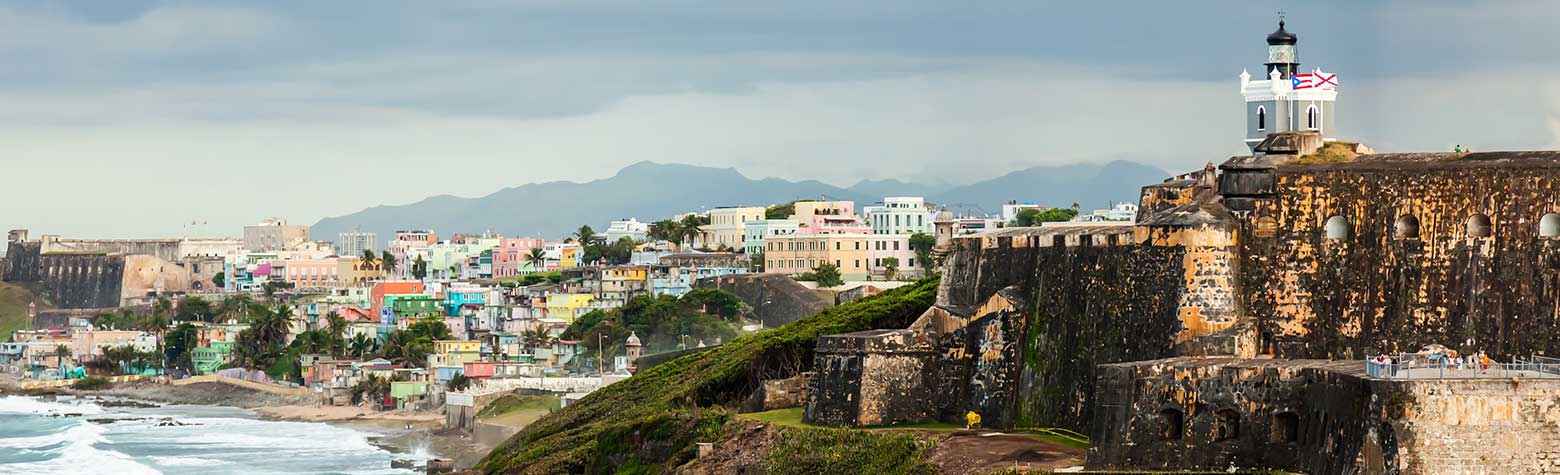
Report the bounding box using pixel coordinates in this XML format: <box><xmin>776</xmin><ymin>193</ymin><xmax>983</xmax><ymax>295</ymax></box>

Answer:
<box><xmin>492</xmin><ymin>237</ymin><xmax>546</xmax><ymax>278</ymax></box>
<box><xmin>792</xmin><ymin>201</ymin><xmax>870</xmax><ymax>235</ymax></box>
<box><xmin>866</xmin><ymin>234</ymin><xmax>918</xmax><ymax>277</ymax></box>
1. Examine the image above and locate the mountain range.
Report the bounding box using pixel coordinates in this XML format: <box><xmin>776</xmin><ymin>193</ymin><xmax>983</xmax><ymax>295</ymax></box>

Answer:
<box><xmin>311</xmin><ymin>160</ymin><xmax>1170</xmax><ymax>243</ymax></box>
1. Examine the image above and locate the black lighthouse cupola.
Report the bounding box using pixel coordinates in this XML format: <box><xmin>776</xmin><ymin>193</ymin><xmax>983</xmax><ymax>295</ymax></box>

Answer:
<box><xmin>1264</xmin><ymin>20</ymin><xmax>1299</xmax><ymax>79</ymax></box>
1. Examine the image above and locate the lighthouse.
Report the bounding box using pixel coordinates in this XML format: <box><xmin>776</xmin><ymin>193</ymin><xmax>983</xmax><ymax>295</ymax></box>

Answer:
<box><xmin>1239</xmin><ymin>19</ymin><xmax>1339</xmax><ymax>151</ymax></box>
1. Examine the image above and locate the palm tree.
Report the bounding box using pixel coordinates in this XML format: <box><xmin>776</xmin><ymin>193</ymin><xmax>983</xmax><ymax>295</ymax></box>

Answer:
<box><xmin>380</xmin><ymin>251</ymin><xmax>398</xmax><ymax>274</ymax></box>
<box><xmin>219</xmin><ymin>294</ymin><xmax>253</xmax><ymax>323</ymax></box>
<box><xmin>574</xmin><ymin>225</ymin><xmax>597</xmax><ymax>246</ymax></box>
<box><xmin>525</xmin><ymin>248</ymin><xmax>547</xmax><ymax>272</ymax></box>
<box><xmin>361</xmin><ymin>249</ymin><xmax>378</xmax><ymax>265</ymax></box>
<box><xmin>348</xmin><ymin>333</ymin><xmax>377</xmax><ymax>360</ymax></box>
<box><xmin>679</xmin><ymin>214</ymin><xmax>708</xmax><ymax>249</ymax></box>
<box><xmin>324</xmin><ymin>312</ymin><xmax>348</xmax><ymax>357</ymax></box>
<box><xmin>146</xmin><ymin>297</ymin><xmax>173</xmax><ymax>364</ymax></box>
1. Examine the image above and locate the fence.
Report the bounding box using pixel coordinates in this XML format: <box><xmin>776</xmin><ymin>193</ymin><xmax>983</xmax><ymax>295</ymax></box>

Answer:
<box><xmin>1364</xmin><ymin>354</ymin><xmax>1560</xmax><ymax>380</ymax></box>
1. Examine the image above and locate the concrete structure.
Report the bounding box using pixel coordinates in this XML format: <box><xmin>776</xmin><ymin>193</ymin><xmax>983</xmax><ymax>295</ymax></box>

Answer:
<box><xmin>790</xmin><ymin>201</ymin><xmax>869</xmax><ymax>235</ymax></box>
<box><xmin>336</xmin><ymin>230</ymin><xmax>378</xmax><ymax>258</ymax></box>
<box><xmin>701</xmin><ymin>207</ymin><xmax>766</xmax><ymax>251</ymax></box>
<box><xmin>492</xmin><ymin>237</ymin><xmax>545</xmax><ymax>278</ymax></box>
<box><xmin>864</xmin><ymin>197</ymin><xmax>933</xmax><ymax>235</ymax></box>
<box><xmin>601</xmin><ymin>218</ymin><xmax>650</xmax><ymax>243</ymax></box>
<box><xmin>741</xmin><ymin>219</ymin><xmax>800</xmax><ymax>255</ymax></box>
<box><xmin>762</xmin><ymin>234</ymin><xmax>870</xmax><ymax>280</ymax></box>
<box><xmin>243</xmin><ymin>218</ymin><xmax>310</xmax><ymax>252</ymax></box>
<box><xmin>865</xmin><ymin>234</ymin><xmax>916</xmax><ymax>278</ymax></box>
<box><xmin>650</xmin><ymin>253</ymin><xmax>749</xmax><ymax>297</ymax></box>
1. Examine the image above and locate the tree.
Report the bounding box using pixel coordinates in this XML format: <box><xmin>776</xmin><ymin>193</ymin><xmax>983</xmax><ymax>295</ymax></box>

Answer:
<box><xmin>55</xmin><ymin>344</ymin><xmax>71</xmax><ymax>362</ymax></box>
<box><xmin>811</xmin><ymin>262</ymin><xmax>844</xmax><ymax>287</ymax></box>
<box><xmin>361</xmin><ymin>249</ymin><xmax>378</xmax><ymax>265</ymax></box>
<box><xmin>765</xmin><ymin>202</ymin><xmax>797</xmax><ymax>220</ymax></box>
<box><xmin>648</xmin><ymin>220</ymin><xmax>682</xmax><ymax>245</ymax></box>
<box><xmin>380</xmin><ymin>251</ymin><xmax>398</xmax><ymax>273</ymax></box>
<box><xmin>526</xmin><ymin>248</ymin><xmax>547</xmax><ymax>272</ymax></box>
<box><xmin>175</xmin><ymin>296</ymin><xmax>215</xmax><ymax>323</ymax></box>
<box><xmin>521</xmin><ymin>324</ymin><xmax>549</xmax><ymax>352</ymax></box>
<box><xmin>351</xmin><ymin>373</ymin><xmax>390</xmax><ymax>405</ymax></box>
<box><xmin>603</xmin><ymin>237</ymin><xmax>635</xmax><ymax>265</ymax></box>
<box><xmin>146</xmin><ymin>297</ymin><xmax>173</xmax><ymax>361</ymax></box>
<box><xmin>164</xmin><ymin>323</ymin><xmax>198</xmax><ymax>374</ymax></box>
<box><xmin>324</xmin><ymin>312</ymin><xmax>348</xmax><ymax>357</ymax></box>
<box><xmin>908</xmin><ymin>232</ymin><xmax>937</xmax><ymax>272</ymax></box>
<box><xmin>448</xmin><ymin>264</ymin><xmax>460</xmax><ymax>279</ymax></box>
<box><xmin>679</xmin><ymin>214</ymin><xmax>709</xmax><ymax>249</ymax></box>
<box><xmin>574</xmin><ymin>225</ymin><xmax>597</xmax><ymax>247</ymax></box>
<box><xmin>882</xmin><ymin>257</ymin><xmax>900</xmax><ymax>281</ymax></box>
<box><xmin>1034</xmin><ymin>208</ymin><xmax>1079</xmax><ymax>223</ymax></box>
<box><xmin>1011</xmin><ymin>208</ymin><xmax>1044</xmax><ymax>227</ymax></box>
<box><xmin>348</xmin><ymin>333</ymin><xmax>378</xmax><ymax>360</ymax></box>
<box><xmin>211</xmin><ymin>272</ymin><xmax>225</xmax><ymax>289</ymax></box>
<box><xmin>447</xmin><ymin>372</ymin><xmax>473</xmax><ymax>392</ymax></box>
<box><xmin>411</xmin><ymin>256</ymin><xmax>429</xmax><ymax>280</ymax></box>
<box><xmin>262</xmin><ymin>280</ymin><xmax>294</xmax><ymax>299</ymax></box>
<box><xmin>750</xmin><ymin>251</ymin><xmax>765</xmax><ymax>272</ymax></box>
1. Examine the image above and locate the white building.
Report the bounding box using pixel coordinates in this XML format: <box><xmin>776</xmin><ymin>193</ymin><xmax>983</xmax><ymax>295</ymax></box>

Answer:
<box><xmin>865</xmin><ymin>197</ymin><xmax>934</xmax><ymax>235</ymax></box>
<box><xmin>743</xmin><ymin>219</ymin><xmax>800</xmax><ymax>255</ymax></box>
<box><xmin>1000</xmin><ymin>201</ymin><xmax>1048</xmax><ymax>223</ymax></box>
<box><xmin>243</xmin><ymin>218</ymin><xmax>310</xmax><ymax>252</ymax></box>
<box><xmin>1074</xmin><ymin>202</ymin><xmax>1139</xmax><ymax>223</ymax></box>
<box><xmin>601</xmin><ymin>218</ymin><xmax>650</xmax><ymax>243</ymax></box>
<box><xmin>337</xmin><ymin>230</ymin><xmax>378</xmax><ymax>258</ymax></box>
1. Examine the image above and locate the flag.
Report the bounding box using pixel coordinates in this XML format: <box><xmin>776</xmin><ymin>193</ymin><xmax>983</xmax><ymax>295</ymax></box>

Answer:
<box><xmin>1292</xmin><ymin>69</ymin><xmax>1338</xmax><ymax>90</ymax></box>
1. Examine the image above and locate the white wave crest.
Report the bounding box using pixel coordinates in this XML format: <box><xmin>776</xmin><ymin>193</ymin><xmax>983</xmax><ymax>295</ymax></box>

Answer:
<box><xmin>0</xmin><ymin>396</ymin><xmax>104</xmax><ymax>416</ymax></box>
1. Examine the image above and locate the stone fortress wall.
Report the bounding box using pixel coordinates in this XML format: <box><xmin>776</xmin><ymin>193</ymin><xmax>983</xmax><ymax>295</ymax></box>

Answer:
<box><xmin>3</xmin><ymin>231</ymin><xmax>225</xmax><ymax>308</ymax></box>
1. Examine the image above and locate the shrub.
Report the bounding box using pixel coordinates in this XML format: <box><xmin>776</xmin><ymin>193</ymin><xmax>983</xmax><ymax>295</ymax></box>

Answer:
<box><xmin>71</xmin><ymin>376</ymin><xmax>111</xmax><ymax>391</ymax></box>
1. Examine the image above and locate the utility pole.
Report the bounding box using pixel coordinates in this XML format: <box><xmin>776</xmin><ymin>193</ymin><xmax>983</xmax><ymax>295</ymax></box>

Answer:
<box><xmin>598</xmin><ymin>332</ymin><xmax>606</xmax><ymax>377</ymax></box>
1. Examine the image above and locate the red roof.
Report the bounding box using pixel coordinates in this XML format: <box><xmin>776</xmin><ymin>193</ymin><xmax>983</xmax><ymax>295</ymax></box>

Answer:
<box><xmin>339</xmin><ymin>307</ymin><xmax>375</xmax><ymax>322</ymax></box>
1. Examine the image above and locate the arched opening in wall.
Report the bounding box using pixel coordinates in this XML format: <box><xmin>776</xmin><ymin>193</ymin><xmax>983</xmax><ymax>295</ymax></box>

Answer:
<box><xmin>1466</xmin><ymin>214</ymin><xmax>1492</xmax><ymax>238</ymax></box>
<box><xmin>1324</xmin><ymin>216</ymin><xmax>1351</xmax><ymax>240</ymax></box>
<box><xmin>1257</xmin><ymin>106</ymin><xmax>1266</xmax><ymax>131</ymax></box>
<box><xmin>1214</xmin><ymin>409</ymin><xmax>1240</xmax><ymax>442</ymax></box>
<box><xmin>1307</xmin><ymin>105</ymin><xmax>1318</xmax><ymax>130</ymax></box>
<box><xmin>1158</xmin><ymin>408</ymin><xmax>1185</xmax><ymax>441</ymax></box>
<box><xmin>1394</xmin><ymin>215</ymin><xmax>1420</xmax><ymax>240</ymax></box>
<box><xmin>1541</xmin><ymin>213</ymin><xmax>1560</xmax><ymax>238</ymax></box>
<box><xmin>1271</xmin><ymin>412</ymin><xmax>1300</xmax><ymax>444</ymax></box>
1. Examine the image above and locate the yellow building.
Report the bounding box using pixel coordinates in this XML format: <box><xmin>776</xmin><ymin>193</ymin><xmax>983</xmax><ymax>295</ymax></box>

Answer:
<box><xmin>544</xmin><ymin>293</ymin><xmax>595</xmax><ymax>321</ymax></box>
<box><xmin>701</xmin><ymin>206</ymin><xmax>766</xmax><ymax>250</ymax></box>
<box><xmin>434</xmin><ymin>340</ymin><xmax>481</xmax><ymax>354</ymax></box>
<box><xmin>763</xmin><ymin>234</ymin><xmax>870</xmax><ymax>281</ymax></box>
<box><xmin>428</xmin><ymin>340</ymin><xmax>482</xmax><ymax>369</ymax></box>
<box><xmin>337</xmin><ymin>257</ymin><xmax>384</xmax><ymax>285</ymax></box>
<box><xmin>597</xmin><ymin>266</ymin><xmax>649</xmax><ymax>306</ymax></box>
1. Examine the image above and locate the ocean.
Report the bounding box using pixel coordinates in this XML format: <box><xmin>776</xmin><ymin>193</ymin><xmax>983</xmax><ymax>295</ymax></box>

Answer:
<box><xmin>0</xmin><ymin>395</ymin><xmax>427</xmax><ymax>475</ymax></box>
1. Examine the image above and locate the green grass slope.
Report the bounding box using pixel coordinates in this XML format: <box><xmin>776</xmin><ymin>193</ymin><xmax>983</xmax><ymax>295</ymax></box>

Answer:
<box><xmin>0</xmin><ymin>282</ymin><xmax>45</xmax><ymax>342</ymax></box>
<box><xmin>479</xmin><ymin>277</ymin><xmax>940</xmax><ymax>474</ymax></box>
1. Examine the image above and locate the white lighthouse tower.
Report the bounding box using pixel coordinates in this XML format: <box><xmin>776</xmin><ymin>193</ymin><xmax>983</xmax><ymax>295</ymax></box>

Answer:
<box><xmin>1239</xmin><ymin>19</ymin><xmax>1338</xmax><ymax>151</ymax></box>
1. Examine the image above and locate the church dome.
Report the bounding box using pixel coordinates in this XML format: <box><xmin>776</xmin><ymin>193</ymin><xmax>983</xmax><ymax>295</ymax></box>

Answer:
<box><xmin>1266</xmin><ymin>20</ymin><xmax>1297</xmax><ymax>46</ymax></box>
<box><xmin>625</xmin><ymin>331</ymin><xmax>642</xmax><ymax>347</ymax></box>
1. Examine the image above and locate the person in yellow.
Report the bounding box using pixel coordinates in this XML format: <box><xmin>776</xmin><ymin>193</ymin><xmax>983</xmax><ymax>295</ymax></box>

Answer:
<box><xmin>965</xmin><ymin>411</ymin><xmax>982</xmax><ymax>430</ymax></box>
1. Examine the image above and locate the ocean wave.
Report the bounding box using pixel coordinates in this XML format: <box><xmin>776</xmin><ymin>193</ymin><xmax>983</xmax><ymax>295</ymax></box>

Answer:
<box><xmin>0</xmin><ymin>420</ymin><xmax>105</xmax><ymax>450</ymax></box>
<box><xmin>0</xmin><ymin>418</ymin><xmax>160</xmax><ymax>475</ymax></box>
<box><xmin>149</xmin><ymin>455</ymin><xmax>227</xmax><ymax>467</ymax></box>
<box><xmin>0</xmin><ymin>395</ymin><xmax>105</xmax><ymax>416</ymax></box>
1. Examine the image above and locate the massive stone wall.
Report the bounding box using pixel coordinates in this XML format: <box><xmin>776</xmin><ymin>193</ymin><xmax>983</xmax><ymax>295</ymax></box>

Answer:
<box><xmin>1239</xmin><ymin>158</ymin><xmax>1560</xmax><ymax>359</ymax></box>
<box><xmin>1089</xmin><ymin>356</ymin><xmax>1560</xmax><ymax>475</ymax></box>
<box><xmin>4</xmin><ymin>241</ymin><xmax>127</xmax><ymax>308</ymax></box>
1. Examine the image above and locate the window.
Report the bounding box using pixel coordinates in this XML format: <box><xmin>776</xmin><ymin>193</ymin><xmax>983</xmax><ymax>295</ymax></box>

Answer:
<box><xmin>854</xmin><ymin>259</ymin><xmax>860</xmax><ymax>268</ymax></box>
<box><xmin>1307</xmin><ymin>105</ymin><xmax>1318</xmax><ymax>130</ymax></box>
<box><xmin>835</xmin><ymin>260</ymin><xmax>841</xmax><ymax>268</ymax></box>
<box><xmin>1159</xmin><ymin>408</ymin><xmax>1184</xmax><ymax>441</ymax></box>
<box><xmin>835</xmin><ymin>242</ymin><xmax>840</xmax><ymax>251</ymax></box>
<box><xmin>908</xmin><ymin>258</ymin><xmax>914</xmax><ymax>267</ymax></box>
<box><xmin>1215</xmin><ymin>409</ymin><xmax>1240</xmax><ymax>442</ymax></box>
<box><xmin>1467</xmin><ymin>214</ymin><xmax>1492</xmax><ymax>237</ymax></box>
<box><xmin>1324</xmin><ymin>216</ymin><xmax>1351</xmax><ymax>240</ymax></box>
<box><xmin>1541</xmin><ymin>213</ymin><xmax>1560</xmax><ymax>238</ymax></box>
<box><xmin>1394</xmin><ymin>215</ymin><xmax>1420</xmax><ymax>239</ymax></box>
<box><xmin>893</xmin><ymin>241</ymin><xmax>900</xmax><ymax>251</ymax></box>
<box><xmin>854</xmin><ymin>242</ymin><xmax>861</xmax><ymax>250</ymax></box>
<box><xmin>1271</xmin><ymin>412</ymin><xmax>1300</xmax><ymax>444</ymax></box>
<box><xmin>1257</xmin><ymin>106</ymin><xmax>1267</xmax><ymax>131</ymax></box>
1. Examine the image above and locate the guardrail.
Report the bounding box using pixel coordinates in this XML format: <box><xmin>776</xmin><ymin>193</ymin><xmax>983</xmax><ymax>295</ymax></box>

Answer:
<box><xmin>1364</xmin><ymin>354</ymin><xmax>1560</xmax><ymax>380</ymax></box>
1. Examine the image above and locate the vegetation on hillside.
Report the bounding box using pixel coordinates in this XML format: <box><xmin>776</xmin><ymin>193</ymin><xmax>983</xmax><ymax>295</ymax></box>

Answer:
<box><xmin>561</xmin><ymin>289</ymin><xmax>746</xmax><ymax>365</ymax></box>
<box><xmin>479</xmin><ymin>277</ymin><xmax>938</xmax><ymax>474</ymax></box>
<box><xmin>0</xmin><ymin>282</ymin><xmax>47</xmax><ymax>342</ymax></box>
<box><xmin>1289</xmin><ymin>141</ymin><xmax>1362</xmax><ymax>165</ymax></box>
<box><xmin>1011</xmin><ymin>207</ymin><xmax>1080</xmax><ymax>227</ymax></box>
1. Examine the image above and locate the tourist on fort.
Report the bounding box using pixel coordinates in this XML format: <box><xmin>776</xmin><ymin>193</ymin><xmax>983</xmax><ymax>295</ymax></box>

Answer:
<box><xmin>1455</xmin><ymin>144</ymin><xmax>1463</xmax><ymax>153</ymax></box>
<box><xmin>1480</xmin><ymin>352</ymin><xmax>1491</xmax><ymax>372</ymax></box>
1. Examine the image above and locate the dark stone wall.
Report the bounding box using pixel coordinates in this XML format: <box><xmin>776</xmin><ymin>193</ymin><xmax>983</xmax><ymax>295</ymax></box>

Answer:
<box><xmin>802</xmin><ymin>348</ymin><xmax>864</xmax><ymax>426</ymax></box>
<box><xmin>937</xmin><ymin>235</ymin><xmax>1189</xmax><ymax>431</ymax></box>
<box><xmin>1241</xmin><ymin>163</ymin><xmax>1560</xmax><ymax>359</ymax></box>
<box><xmin>933</xmin><ymin>287</ymin><xmax>1029</xmax><ymax>428</ymax></box>
<box><xmin>1086</xmin><ymin>358</ymin><xmax>1392</xmax><ymax>475</ymax></box>
<box><xmin>4</xmin><ymin>242</ymin><xmax>125</xmax><ymax>309</ymax></box>
<box><xmin>696</xmin><ymin>273</ymin><xmax>832</xmax><ymax>328</ymax></box>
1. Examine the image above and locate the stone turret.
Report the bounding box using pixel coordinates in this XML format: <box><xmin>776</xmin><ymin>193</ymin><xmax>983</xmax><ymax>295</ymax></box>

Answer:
<box><xmin>625</xmin><ymin>331</ymin><xmax>643</xmax><ymax>372</ymax></box>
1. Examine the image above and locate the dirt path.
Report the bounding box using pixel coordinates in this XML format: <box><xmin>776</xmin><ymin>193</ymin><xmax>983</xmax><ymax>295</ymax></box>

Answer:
<box><xmin>922</xmin><ymin>430</ymin><xmax>1084</xmax><ymax>475</ymax></box>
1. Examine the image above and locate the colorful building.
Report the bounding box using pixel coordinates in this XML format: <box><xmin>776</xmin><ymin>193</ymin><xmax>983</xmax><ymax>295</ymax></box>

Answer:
<box><xmin>791</xmin><ymin>201</ymin><xmax>870</xmax><ymax>235</ymax></box>
<box><xmin>763</xmin><ymin>233</ymin><xmax>871</xmax><ymax>281</ymax></box>
<box><xmin>701</xmin><ymin>207</ymin><xmax>766</xmax><ymax>251</ymax></box>
<box><xmin>863</xmin><ymin>197</ymin><xmax>934</xmax><ymax>235</ymax></box>
<box><xmin>543</xmin><ymin>293</ymin><xmax>594</xmax><ymax>322</ymax></box>
<box><xmin>743</xmin><ymin>219</ymin><xmax>800</xmax><ymax>255</ymax></box>
<box><xmin>370</xmin><ymin>281</ymin><xmax>425</xmax><ymax>314</ymax></box>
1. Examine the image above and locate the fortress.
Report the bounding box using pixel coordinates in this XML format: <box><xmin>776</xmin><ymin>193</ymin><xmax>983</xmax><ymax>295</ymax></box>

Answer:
<box><xmin>804</xmin><ymin>20</ymin><xmax>1560</xmax><ymax>474</ymax></box>
<box><xmin>3</xmin><ymin>230</ymin><xmax>236</xmax><ymax>308</ymax></box>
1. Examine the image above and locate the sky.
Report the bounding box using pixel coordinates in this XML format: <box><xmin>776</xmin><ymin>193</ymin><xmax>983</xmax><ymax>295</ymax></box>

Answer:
<box><xmin>2</xmin><ymin>0</ymin><xmax>1559</xmax><ymax>238</ymax></box>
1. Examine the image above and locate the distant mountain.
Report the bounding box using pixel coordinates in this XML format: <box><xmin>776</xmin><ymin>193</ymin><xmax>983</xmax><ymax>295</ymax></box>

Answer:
<box><xmin>313</xmin><ymin>160</ymin><xmax>1171</xmax><ymax>244</ymax></box>
<box><xmin>931</xmin><ymin>160</ymin><xmax>1170</xmax><ymax>215</ymax></box>
<box><xmin>846</xmin><ymin>179</ymin><xmax>946</xmax><ymax>200</ymax></box>
<box><xmin>312</xmin><ymin>162</ymin><xmax>870</xmax><ymax>242</ymax></box>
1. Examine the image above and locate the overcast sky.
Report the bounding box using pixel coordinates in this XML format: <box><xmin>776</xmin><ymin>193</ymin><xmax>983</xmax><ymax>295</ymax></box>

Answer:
<box><xmin>3</xmin><ymin>0</ymin><xmax>1559</xmax><ymax>238</ymax></box>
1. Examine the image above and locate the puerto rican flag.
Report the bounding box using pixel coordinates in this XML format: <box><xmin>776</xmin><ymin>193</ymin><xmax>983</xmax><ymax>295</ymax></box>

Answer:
<box><xmin>1292</xmin><ymin>69</ymin><xmax>1339</xmax><ymax>90</ymax></box>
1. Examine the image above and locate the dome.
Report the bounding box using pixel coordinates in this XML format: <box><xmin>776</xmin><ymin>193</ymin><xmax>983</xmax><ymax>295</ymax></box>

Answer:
<box><xmin>625</xmin><ymin>331</ymin><xmax>642</xmax><ymax>347</ymax></box>
<box><xmin>1266</xmin><ymin>20</ymin><xmax>1297</xmax><ymax>46</ymax></box>
<box><xmin>934</xmin><ymin>208</ymin><xmax>956</xmax><ymax>223</ymax></box>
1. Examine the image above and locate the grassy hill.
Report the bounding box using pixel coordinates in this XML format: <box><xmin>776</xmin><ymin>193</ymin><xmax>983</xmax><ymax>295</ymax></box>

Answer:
<box><xmin>479</xmin><ymin>277</ymin><xmax>940</xmax><ymax>474</ymax></box>
<box><xmin>0</xmin><ymin>282</ymin><xmax>45</xmax><ymax>342</ymax></box>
